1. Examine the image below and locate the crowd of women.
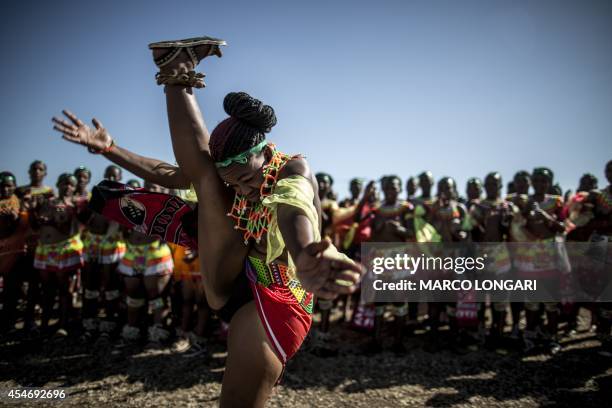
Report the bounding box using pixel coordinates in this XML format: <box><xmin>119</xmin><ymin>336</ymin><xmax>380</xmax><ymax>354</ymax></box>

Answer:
<box><xmin>2</xmin><ymin>158</ymin><xmax>611</xmax><ymax>359</ymax></box>
<box><xmin>0</xmin><ymin>162</ymin><xmax>210</xmax><ymax>357</ymax></box>
<box><xmin>308</xmin><ymin>162</ymin><xmax>611</xmax><ymax>357</ymax></box>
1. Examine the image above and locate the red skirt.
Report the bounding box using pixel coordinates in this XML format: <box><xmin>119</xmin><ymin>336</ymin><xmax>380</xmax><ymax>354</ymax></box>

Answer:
<box><xmin>245</xmin><ymin>259</ymin><xmax>312</xmax><ymax>365</ymax></box>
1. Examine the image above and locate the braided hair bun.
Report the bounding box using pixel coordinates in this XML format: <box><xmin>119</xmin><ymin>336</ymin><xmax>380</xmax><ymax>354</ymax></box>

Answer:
<box><xmin>210</xmin><ymin>92</ymin><xmax>278</xmax><ymax>162</ymax></box>
<box><xmin>223</xmin><ymin>92</ymin><xmax>277</xmax><ymax>133</ymax></box>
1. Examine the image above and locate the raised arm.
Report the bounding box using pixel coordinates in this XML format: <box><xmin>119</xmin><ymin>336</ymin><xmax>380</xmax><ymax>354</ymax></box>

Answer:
<box><xmin>106</xmin><ymin>144</ymin><xmax>190</xmax><ymax>189</ymax></box>
<box><xmin>52</xmin><ymin>110</ymin><xmax>190</xmax><ymax>189</ymax></box>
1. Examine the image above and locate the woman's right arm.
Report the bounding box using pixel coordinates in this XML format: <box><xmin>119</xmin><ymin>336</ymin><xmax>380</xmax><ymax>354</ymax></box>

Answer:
<box><xmin>103</xmin><ymin>144</ymin><xmax>190</xmax><ymax>189</ymax></box>
<box><xmin>52</xmin><ymin>110</ymin><xmax>190</xmax><ymax>189</ymax></box>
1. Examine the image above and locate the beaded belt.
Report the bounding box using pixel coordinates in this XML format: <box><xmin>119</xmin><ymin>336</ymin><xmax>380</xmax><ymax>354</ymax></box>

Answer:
<box><xmin>248</xmin><ymin>256</ymin><xmax>313</xmax><ymax>313</ymax></box>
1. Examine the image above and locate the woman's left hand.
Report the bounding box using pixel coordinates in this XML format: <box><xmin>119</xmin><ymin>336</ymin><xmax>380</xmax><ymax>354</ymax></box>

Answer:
<box><xmin>294</xmin><ymin>238</ymin><xmax>363</xmax><ymax>300</ymax></box>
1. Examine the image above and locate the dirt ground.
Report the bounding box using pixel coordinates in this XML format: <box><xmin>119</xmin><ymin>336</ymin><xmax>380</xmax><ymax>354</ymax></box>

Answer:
<box><xmin>1</xmin><ymin>311</ymin><xmax>611</xmax><ymax>408</ymax></box>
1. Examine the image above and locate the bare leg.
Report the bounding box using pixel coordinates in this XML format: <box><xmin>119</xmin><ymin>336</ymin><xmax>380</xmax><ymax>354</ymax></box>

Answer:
<box><xmin>2</xmin><ymin>266</ymin><xmax>19</xmax><ymax>332</ymax></box>
<box><xmin>371</xmin><ymin>308</ymin><xmax>384</xmax><ymax>352</ymax></box>
<box><xmin>163</xmin><ymin>85</ymin><xmax>247</xmax><ymax>309</ymax></box>
<box><xmin>124</xmin><ymin>277</ymin><xmax>144</xmax><ymax>328</ymax></box>
<box><xmin>24</xmin><ymin>255</ymin><xmax>40</xmax><ymax>329</ymax></box>
<box><xmin>511</xmin><ymin>302</ymin><xmax>523</xmax><ymax>334</ymax></box>
<box><xmin>193</xmin><ymin>279</ymin><xmax>210</xmax><ymax>337</ymax></box>
<box><xmin>81</xmin><ymin>262</ymin><xmax>99</xmax><ymax>327</ymax></box>
<box><xmin>170</xmin><ymin>281</ymin><xmax>183</xmax><ymax>330</ymax></box>
<box><xmin>69</xmin><ymin>269</ymin><xmax>80</xmax><ymax>308</ymax></box>
<box><xmin>101</xmin><ymin>263</ymin><xmax>120</xmax><ymax>322</ymax></box>
<box><xmin>180</xmin><ymin>279</ymin><xmax>195</xmax><ymax>334</ymax></box>
<box><xmin>57</xmin><ymin>270</ymin><xmax>72</xmax><ymax>330</ymax></box>
<box><xmin>40</xmin><ymin>269</ymin><xmax>54</xmax><ymax>330</ymax></box>
<box><xmin>392</xmin><ymin>303</ymin><xmax>407</xmax><ymax>352</ymax></box>
<box><xmin>144</xmin><ymin>274</ymin><xmax>171</xmax><ymax>325</ymax></box>
<box><xmin>220</xmin><ymin>302</ymin><xmax>283</xmax><ymax>408</ymax></box>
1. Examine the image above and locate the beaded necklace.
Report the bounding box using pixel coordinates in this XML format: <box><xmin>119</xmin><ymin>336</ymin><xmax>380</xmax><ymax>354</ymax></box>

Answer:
<box><xmin>226</xmin><ymin>145</ymin><xmax>293</xmax><ymax>245</ymax></box>
<box><xmin>482</xmin><ymin>197</ymin><xmax>509</xmax><ymax>210</ymax></box>
<box><xmin>433</xmin><ymin>201</ymin><xmax>461</xmax><ymax>221</ymax></box>
<box><xmin>419</xmin><ymin>196</ymin><xmax>434</xmax><ymax>208</ymax></box>
<box><xmin>533</xmin><ymin>194</ymin><xmax>561</xmax><ymax>215</ymax></box>
<box><xmin>376</xmin><ymin>201</ymin><xmax>411</xmax><ymax>219</ymax></box>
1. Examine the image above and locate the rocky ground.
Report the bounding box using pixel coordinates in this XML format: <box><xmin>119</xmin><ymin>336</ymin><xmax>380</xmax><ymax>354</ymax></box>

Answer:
<box><xmin>1</xmin><ymin>312</ymin><xmax>611</xmax><ymax>408</ymax></box>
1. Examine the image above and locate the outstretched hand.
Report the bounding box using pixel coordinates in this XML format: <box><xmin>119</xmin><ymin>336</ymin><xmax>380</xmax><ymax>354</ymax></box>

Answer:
<box><xmin>294</xmin><ymin>238</ymin><xmax>363</xmax><ymax>300</ymax></box>
<box><xmin>52</xmin><ymin>110</ymin><xmax>112</xmax><ymax>153</ymax></box>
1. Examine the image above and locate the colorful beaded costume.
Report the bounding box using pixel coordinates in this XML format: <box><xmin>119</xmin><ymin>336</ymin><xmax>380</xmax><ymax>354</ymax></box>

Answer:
<box><xmin>226</xmin><ymin>144</ymin><xmax>295</xmax><ymax>245</ymax></box>
<box><xmin>224</xmin><ymin>144</ymin><xmax>315</xmax><ymax>315</ymax></box>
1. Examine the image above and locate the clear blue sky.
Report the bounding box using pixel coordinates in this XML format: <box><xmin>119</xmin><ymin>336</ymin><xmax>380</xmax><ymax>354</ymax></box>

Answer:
<box><xmin>1</xmin><ymin>0</ymin><xmax>611</xmax><ymax>198</ymax></box>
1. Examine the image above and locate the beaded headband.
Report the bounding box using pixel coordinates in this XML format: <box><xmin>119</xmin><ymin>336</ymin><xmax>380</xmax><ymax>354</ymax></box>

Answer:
<box><xmin>533</xmin><ymin>167</ymin><xmax>552</xmax><ymax>181</ymax></box>
<box><xmin>215</xmin><ymin>140</ymin><xmax>268</xmax><ymax>168</ymax></box>
<box><xmin>58</xmin><ymin>173</ymin><xmax>77</xmax><ymax>185</ymax></box>
<box><xmin>0</xmin><ymin>174</ymin><xmax>15</xmax><ymax>185</ymax></box>
<box><xmin>74</xmin><ymin>166</ymin><xmax>91</xmax><ymax>177</ymax></box>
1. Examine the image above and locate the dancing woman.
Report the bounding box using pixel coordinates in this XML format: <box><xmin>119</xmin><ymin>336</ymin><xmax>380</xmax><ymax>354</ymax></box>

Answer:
<box><xmin>52</xmin><ymin>36</ymin><xmax>361</xmax><ymax>407</ymax></box>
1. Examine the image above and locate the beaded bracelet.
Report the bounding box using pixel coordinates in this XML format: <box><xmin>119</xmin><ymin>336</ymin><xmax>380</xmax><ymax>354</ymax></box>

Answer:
<box><xmin>88</xmin><ymin>139</ymin><xmax>115</xmax><ymax>155</ymax></box>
